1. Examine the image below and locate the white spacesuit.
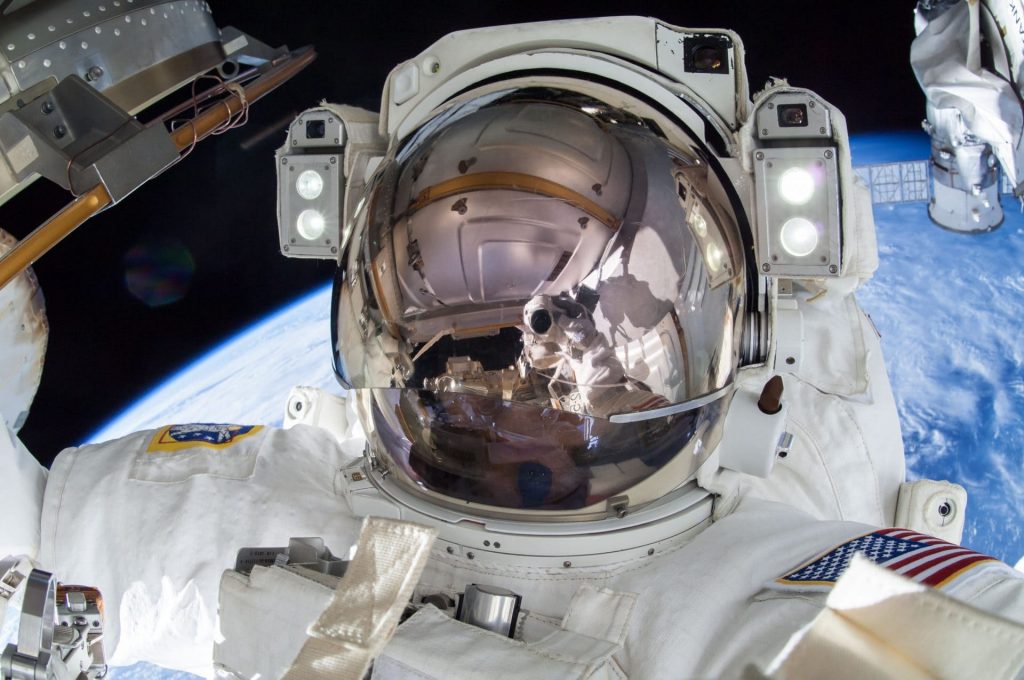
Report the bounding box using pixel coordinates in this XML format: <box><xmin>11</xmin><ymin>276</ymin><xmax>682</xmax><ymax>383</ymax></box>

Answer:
<box><xmin>3</xmin><ymin>14</ymin><xmax>1024</xmax><ymax>680</ymax></box>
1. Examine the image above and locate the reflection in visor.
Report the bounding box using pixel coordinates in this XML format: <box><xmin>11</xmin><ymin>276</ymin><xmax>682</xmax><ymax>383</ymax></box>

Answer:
<box><xmin>334</xmin><ymin>90</ymin><xmax>746</xmax><ymax>423</ymax></box>
<box><xmin>370</xmin><ymin>389</ymin><xmax>722</xmax><ymax>512</ymax></box>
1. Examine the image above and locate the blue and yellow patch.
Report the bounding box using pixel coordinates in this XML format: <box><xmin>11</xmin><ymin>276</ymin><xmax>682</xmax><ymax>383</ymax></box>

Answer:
<box><xmin>146</xmin><ymin>423</ymin><xmax>263</xmax><ymax>453</ymax></box>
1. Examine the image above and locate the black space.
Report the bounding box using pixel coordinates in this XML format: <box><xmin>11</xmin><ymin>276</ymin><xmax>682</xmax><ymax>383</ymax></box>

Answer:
<box><xmin>5</xmin><ymin>1</ymin><xmax>924</xmax><ymax>464</ymax></box>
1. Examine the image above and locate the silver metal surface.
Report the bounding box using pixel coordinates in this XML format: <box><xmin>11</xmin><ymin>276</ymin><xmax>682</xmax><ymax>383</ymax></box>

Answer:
<box><xmin>1</xmin><ymin>569</ymin><xmax>54</xmax><ymax>680</ymax></box>
<box><xmin>337</xmin><ymin>89</ymin><xmax>744</xmax><ymax>412</ymax></box>
<box><xmin>0</xmin><ymin>556</ymin><xmax>30</xmax><ymax>601</ymax></box>
<box><xmin>3</xmin><ymin>1</ymin><xmax>220</xmax><ymax>101</ymax></box>
<box><xmin>607</xmin><ymin>383</ymin><xmax>733</xmax><ymax>423</ymax></box>
<box><xmin>457</xmin><ymin>584</ymin><xmax>521</xmax><ymax>637</ymax></box>
<box><xmin>335</xmin><ymin>87</ymin><xmax>746</xmax><ymax>518</ymax></box>
<box><xmin>0</xmin><ymin>0</ymin><xmax>225</xmax><ymax>206</ymax></box>
<box><xmin>0</xmin><ymin>74</ymin><xmax>178</xmax><ymax>202</ymax></box>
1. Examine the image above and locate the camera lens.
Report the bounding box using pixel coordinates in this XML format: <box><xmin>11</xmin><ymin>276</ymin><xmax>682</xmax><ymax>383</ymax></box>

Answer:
<box><xmin>684</xmin><ymin>36</ymin><xmax>731</xmax><ymax>74</ymax></box>
<box><xmin>692</xmin><ymin>46</ymin><xmax>723</xmax><ymax>72</ymax></box>
<box><xmin>777</xmin><ymin>104</ymin><xmax>808</xmax><ymax>128</ymax></box>
<box><xmin>306</xmin><ymin>119</ymin><xmax>326</xmax><ymax>139</ymax></box>
<box><xmin>529</xmin><ymin>309</ymin><xmax>553</xmax><ymax>334</ymax></box>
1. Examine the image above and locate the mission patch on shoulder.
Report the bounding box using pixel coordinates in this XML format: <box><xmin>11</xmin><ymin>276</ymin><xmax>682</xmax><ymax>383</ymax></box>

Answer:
<box><xmin>146</xmin><ymin>423</ymin><xmax>263</xmax><ymax>453</ymax></box>
<box><xmin>772</xmin><ymin>528</ymin><xmax>1002</xmax><ymax>593</ymax></box>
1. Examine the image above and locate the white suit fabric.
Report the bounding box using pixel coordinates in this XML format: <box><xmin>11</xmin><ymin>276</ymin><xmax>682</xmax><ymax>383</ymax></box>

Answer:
<box><xmin>25</xmin><ymin>407</ymin><xmax>1024</xmax><ymax>679</ymax></box>
<box><xmin>36</xmin><ymin>424</ymin><xmax>363</xmax><ymax>674</ymax></box>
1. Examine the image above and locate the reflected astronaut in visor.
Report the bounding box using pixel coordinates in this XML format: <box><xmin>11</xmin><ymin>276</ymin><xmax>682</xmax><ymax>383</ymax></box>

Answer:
<box><xmin>336</xmin><ymin>89</ymin><xmax>744</xmax><ymax>518</ymax></box>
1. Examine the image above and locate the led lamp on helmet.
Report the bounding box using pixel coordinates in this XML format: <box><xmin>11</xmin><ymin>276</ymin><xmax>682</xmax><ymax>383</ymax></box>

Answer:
<box><xmin>334</xmin><ymin>86</ymin><xmax>746</xmax><ymax>521</ymax></box>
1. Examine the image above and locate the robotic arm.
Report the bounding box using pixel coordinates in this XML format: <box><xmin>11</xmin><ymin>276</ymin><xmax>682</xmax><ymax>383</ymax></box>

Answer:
<box><xmin>913</xmin><ymin>0</ymin><xmax>1024</xmax><ymax>231</ymax></box>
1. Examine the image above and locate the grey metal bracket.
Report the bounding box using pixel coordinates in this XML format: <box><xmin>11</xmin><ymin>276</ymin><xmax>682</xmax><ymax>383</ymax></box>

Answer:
<box><xmin>1</xmin><ymin>569</ymin><xmax>55</xmax><ymax>680</ymax></box>
<box><xmin>218</xmin><ymin>26</ymin><xmax>289</xmax><ymax>70</ymax></box>
<box><xmin>0</xmin><ymin>75</ymin><xmax>178</xmax><ymax>203</ymax></box>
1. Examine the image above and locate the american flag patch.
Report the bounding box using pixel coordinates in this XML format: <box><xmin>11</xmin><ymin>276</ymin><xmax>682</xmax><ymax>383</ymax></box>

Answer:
<box><xmin>773</xmin><ymin>528</ymin><xmax>1001</xmax><ymax>592</ymax></box>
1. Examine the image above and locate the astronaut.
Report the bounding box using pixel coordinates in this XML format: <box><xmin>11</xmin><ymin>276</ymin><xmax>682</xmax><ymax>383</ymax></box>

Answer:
<box><xmin>3</xmin><ymin>14</ymin><xmax>1024</xmax><ymax>680</ymax></box>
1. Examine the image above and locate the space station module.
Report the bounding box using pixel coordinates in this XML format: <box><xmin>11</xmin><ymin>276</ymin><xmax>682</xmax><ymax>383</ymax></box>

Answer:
<box><xmin>2</xmin><ymin>10</ymin><xmax>1024</xmax><ymax>680</ymax></box>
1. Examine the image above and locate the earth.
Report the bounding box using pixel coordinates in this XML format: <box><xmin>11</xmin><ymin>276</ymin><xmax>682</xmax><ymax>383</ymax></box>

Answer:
<box><xmin>49</xmin><ymin>130</ymin><xmax>1024</xmax><ymax>677</ymax></box>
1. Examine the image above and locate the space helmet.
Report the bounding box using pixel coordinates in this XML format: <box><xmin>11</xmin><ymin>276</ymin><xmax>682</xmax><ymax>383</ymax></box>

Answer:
<box><xmin>332</xmin><ymin>84</ymin><xmax>747</xmax><ymax>522</ymax></box>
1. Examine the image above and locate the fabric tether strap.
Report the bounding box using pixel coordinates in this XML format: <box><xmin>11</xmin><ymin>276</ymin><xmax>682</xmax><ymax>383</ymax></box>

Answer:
<box><xmin>282</xmin><ymin>517</ymin><xmax>438</xmax><ymax>680</ymax></box>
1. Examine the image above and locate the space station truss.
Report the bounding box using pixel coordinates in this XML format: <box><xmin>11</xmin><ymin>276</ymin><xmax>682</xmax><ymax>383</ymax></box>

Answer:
<box><xmin>855</xmin><ymin>159</ymin><xmax>1017</xmax><ymax>206</ymax></box>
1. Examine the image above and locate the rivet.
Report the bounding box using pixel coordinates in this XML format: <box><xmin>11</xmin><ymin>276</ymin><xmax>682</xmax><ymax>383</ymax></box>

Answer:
<box><xmin>824</xmin><ymin>150</ymin><xmax>834</xmax><ymax>159</ymax></box>
<box><xmin>755</xmin><ymin>151</ymin><xmax>765</xmax><ymax>161</ymax></box>
<box><xmin>647</xmin><ymin>548</ymin><xmax>655</xmax><ymax>556</ymax></box>
<box><xmin>493</xmin><ymin>542</ymin><xmax>501</xmax><ymax>549</ymax></box>
<box><xmin>563</xmin><ymin>560</ymin><xmax>571</xmax><ymax>568</ymax></box>
<box><xmin>467</xmin><ymin>552</ymin><xmax>475</xmax><ymax>560</ymax></box>
<box><xmin>446</xmin><ymin>546</ymin><xmax>454</xmax><ymax>554</ymax></box>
